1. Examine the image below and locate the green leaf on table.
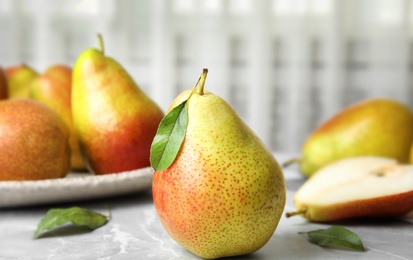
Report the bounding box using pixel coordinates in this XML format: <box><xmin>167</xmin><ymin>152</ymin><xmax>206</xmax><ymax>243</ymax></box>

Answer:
<box><xmin>150</xmin><ymin>100</ymin><xmax>189</xmax><ymax>171</ymax></box>
<box><xmin>299</xmin><ymin>226</ymin><xmax>366</xmax><ymax>251</ymax></box>
<box><xmin>34</xmin><ymin>207</ymin><xmax>110</xmax><ymax>239</ymax></box>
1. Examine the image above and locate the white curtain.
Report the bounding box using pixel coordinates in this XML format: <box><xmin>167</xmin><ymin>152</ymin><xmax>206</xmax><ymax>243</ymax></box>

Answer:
<box><xmin>0</xmin><ymin>0</ymin><xmax>412</xmax><ymax>152</ymax></box>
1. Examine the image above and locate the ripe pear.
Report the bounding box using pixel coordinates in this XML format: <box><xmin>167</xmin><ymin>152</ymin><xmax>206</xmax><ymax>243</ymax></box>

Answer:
<box><xmin>30</xmin><ymin>64</ymin><xmax>86</xmax><ymax>171</ymax></box>
<box><xmin>152</xmin><ymin>69</ymin><xmax>286</xmax><ymax>259</ymax></box>
<box><xmin>0</xmin><ymin>99</ymin><xmax>70</xmax><ymax>181</ymax></box>
<box><xmin>0</xmin><ymin>67</ymin><xmax>8</xmax><ymax>99</ymax></box>
<box><xmin>287</xmin><ymin>157</ymin><xmax>413</xmax><ymax>222</ymax></box>
<box><xmin>291</xmin><ymin>98</ymin><xmax>413</xmax><ymax>177</ymax></box>
<box><xmin>72</xmin><ymin>35</ymin><xmax>164</xmax><ymax>175</ymax></box>
<box><xmin>5</xmin><ymin>64</ymin><xmax>38</xmax><ymax>98</ymax></box>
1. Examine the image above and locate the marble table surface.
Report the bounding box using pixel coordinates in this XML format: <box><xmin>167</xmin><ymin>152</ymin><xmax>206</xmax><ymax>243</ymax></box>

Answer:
<box><xmin>1</xmin><ymin>153</ymin><xmax>412</xmax><ymax>260</ymax></box>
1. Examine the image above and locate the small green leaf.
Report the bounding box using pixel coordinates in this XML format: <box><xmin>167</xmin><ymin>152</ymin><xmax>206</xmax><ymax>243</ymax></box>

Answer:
<box><xmin>299</xmin><ymin>226</ymin><xmax>365</xmax><ymax>251</ymax></box>
<box><xmin>150</xmin><ymin>100</ymin><xmax>189</xmax><ymax>171</ymax></box>
<box><xmin>34</xmin><ymin>207</ymin><xmax>109</xmax><ymax>239</ymax></box>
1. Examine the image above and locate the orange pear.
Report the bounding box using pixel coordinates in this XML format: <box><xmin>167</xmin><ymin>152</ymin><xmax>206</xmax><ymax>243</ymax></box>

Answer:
<box><xmin>30</xmin><ymin>64</ymin><xmax>86</xmax><ymax>171</ymax></box>
<box><xmin>287</xmin><ymin>157</ymin><xmax>413</xmax><ymax>222</ymax></box>
<box><xmin>152</xmin><ymin>70</ymin><xmax>286</xmax><ymax>259</ymax></box>
<box><xmin>5</xmin><ymin>64</ymin><xmax>38</xmax><ymax>98</ymax></box>
<box><xmin>0</xmin><ymin>99</ymin><xmax>70</xmax><ymax>181</ymax></box>
<box><xmin>72</xmin><ymin>35</ymin><xmax>164</xmax><ymax>175</ymax></box>
<box><xmin>291</xmin><ymin>98</ymin><xmax>413</xmax><ymax>177</ymax></box>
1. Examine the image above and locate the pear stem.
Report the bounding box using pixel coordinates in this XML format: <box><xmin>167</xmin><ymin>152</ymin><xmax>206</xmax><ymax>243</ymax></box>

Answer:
<box><xmin>97</xmin><ymin>33</ymin><xmax>105</xmax><ymax>54</ymax></box>
<box><xmin>285</xmin><ymin>210</ymin><xmax>307</xmax><ymax>218</ymax></box>
<box><xmin>196</xmin><ymin>68</ymin><xmax>208</xmax><ymax>95</ymax></box>
<box><xmin>282</xmin><ymin>158</ymin><xmax>302</xmax><ymax>168</ymax></box>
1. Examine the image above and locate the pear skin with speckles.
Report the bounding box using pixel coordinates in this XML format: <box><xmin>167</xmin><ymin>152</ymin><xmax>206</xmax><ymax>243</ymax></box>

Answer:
<box><xmin>152</xmin><ymin>74</ymin><xmax>286</xmax><ymax>259</ymax></box>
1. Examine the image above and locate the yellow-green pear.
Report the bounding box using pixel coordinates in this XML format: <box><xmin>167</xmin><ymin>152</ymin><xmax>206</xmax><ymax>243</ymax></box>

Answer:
<box><xmin>30</xmin><ymin>64</ymin><xmax>86</xmax><ymax>171</ymax></box>
<box><xmin>290</xmin><ymin>98</ymin><xmax>413</xmax><ymax>177</ymax></box>
<box><xmin>0</xmin><ymin>99</ymin><xmax>70</xmax><ymax>181</ymax></box>
<box><xmin>152</xmin><ymin>69</ymin><xmax>286</xmax><ymax>259</ymax></box>
<box><xmin>5</xmin><ymin>64</ymin><xmax>38</xmax><ymax>98</ymax></box>
<box><xmin>72</xmin><ymin>35</ymin><xmax>164</xmax><ymax>175</ymax></box>
<box><xmin>287</xmin><ymin>157</ymin><xmax>413</xmax><ymax>222</ymax></box>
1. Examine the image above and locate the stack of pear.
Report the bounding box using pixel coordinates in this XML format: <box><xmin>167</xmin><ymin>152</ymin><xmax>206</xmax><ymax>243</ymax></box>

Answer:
<box><xmin>72</xmin><ymin>36</ymin><xmax>164</xmax><ymax>175</ymax></box>
<box><xmin>152</xmin><ymin>70</ymin><xmax>286</xmax><ymax>259</ymax></box>
<box><xmin>30</xmin><ymin>64</ymin><xmax>86</xmax><ymax>171</ymax></box>
<box><xmin>292</xmin><ymin>98</ymin><xmax>413</xmax><ymax>177</ymax></box>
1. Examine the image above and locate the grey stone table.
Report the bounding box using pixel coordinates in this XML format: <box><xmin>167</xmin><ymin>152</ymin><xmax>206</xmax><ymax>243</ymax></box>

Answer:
<box><xmin>1</xmin><ymin>154</ymin><xmax>412</xmax><ymax>260</ymax></box>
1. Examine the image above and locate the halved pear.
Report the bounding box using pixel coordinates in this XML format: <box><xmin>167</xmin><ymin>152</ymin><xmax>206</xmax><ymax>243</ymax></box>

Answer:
<box><xmin>288</xmin><ymin>156</ymin><xmax>413</xmax><ymax>222</ymax></box>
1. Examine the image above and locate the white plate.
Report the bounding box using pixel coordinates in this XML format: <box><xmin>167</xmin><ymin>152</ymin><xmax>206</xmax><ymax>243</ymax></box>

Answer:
<box><xmin>0</xmin><ymin>167</ymin><xmax>154</xmax><ymax>208</ymax></box>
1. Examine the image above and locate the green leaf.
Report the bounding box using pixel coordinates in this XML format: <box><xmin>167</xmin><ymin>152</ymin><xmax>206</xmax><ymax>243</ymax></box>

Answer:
<box><xmin>150</xmin><ymin>100</ymin><xmax>189</xmax><ymax>171</ymax></box>
<box><xmin>299</xmin><ymin>226</ymin><xmax>366</xmax><ymax>251</ymax></box>
<box><xmin>149</xmin><ymin>68</ymin><xmax>208</xmax><ymax>171</ymax></box>
<box><xmin>34</xmin><ymin>207</ymin><xmax>109</xmax><ymax>239</ymax></box>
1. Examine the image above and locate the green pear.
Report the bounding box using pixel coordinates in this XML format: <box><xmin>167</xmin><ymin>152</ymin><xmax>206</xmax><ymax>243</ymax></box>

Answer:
<box><xmin>289</xmin><ymin>98</ymin><xmax>413</xmax><ymax>177</ymax></box>
<box><xmin>0</xmin><ymin>67</ymin><xmax>8</xmax><ymax>99</ymax></box>
<box><xmin>287</xmin><ymin>156</ymin><xmax>413</xmax><ymax>222</ymax></box>
<box><xmin>30</xmin><ymin>64</ymin><xmax>86</xmax><ymax>171</ymax></box>
<box><xmin>72</xmin><ymin>35</ymin><xmax>164</xmax><ymax>175</ymax></box>
<box><xmin>0</xmin><ymin>99</ymin><xmax>70</xmax><ymax>181</ymax></box>
<box><xmin>5</xmin><ymin>64</ymin><xmax>38</xmax><ymax>98</ymax></box>
<box><xmin>152</xmin><ymin>69</ymin><xmax>286</xmax><ymax>259</ymax></box>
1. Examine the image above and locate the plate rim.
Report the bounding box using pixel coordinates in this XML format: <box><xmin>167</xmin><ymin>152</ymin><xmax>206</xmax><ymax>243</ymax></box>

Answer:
<box><xmin>0</xmin><ymin>166</ymin><xmax>154</xmax><ymax>208</ymax></box>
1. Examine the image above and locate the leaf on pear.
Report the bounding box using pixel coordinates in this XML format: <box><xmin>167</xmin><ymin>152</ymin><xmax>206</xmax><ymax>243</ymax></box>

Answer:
<box><xmin>34</xmin><ymin>207</ymin><xmax>109</xmax><ymax>239</ymax></box>
<box><xmin>299</xmin><ymin>226</ymin><xmax>366</xmax><ymax>252</ymax></box>
<box><xmin>150</xmin><ymin>100</ymin><xmax>188</xmax><ymax>171</ymax></box>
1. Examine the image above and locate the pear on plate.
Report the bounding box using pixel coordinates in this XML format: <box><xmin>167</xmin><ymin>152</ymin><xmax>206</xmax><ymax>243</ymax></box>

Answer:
<box><xmin>0</xmin><ymin>99</ymin><xmax>70</xmax><ymax>181</ymax></box>
<box><xmin>30</xmin><ymin>64</ymin><xmax>86</xmax><ymax>171</ymax></box>
<box><xmin>0</xmin><ymin>67</ymin><xmax>8</xmax><ymax>99</ymax></box>
<box><xmin>287</xmin><ymin>156</ymin><xmax>413</xmax><ymax>222</ymax></box>
<box><xmin>5</xmin><ymin>64</ymin><xmax>38</xmax><ymax>98</ymax></box>
<box><xmin>152</xmin><ymin>69</ymin><xmax>286</xmax><ymax>259</ymax></box>
<box><xmin>72</xmin><ymin>35</ymin><xmax>164</xmax><ymax>175</ymax></box>
<box><xmin>288</xmin><ymin>98</ymin><xmax>413</xmax><ymax>177</ymax></box>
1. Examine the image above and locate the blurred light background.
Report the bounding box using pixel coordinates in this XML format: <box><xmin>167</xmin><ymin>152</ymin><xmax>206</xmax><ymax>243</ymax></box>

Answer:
<box><xmin>0</xmin><ymin>0</ymin><xmax>412</xmax><ymax>152</ymax></box>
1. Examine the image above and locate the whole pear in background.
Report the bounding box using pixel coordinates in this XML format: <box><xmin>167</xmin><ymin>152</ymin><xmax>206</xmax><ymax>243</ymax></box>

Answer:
<box><xmin>30</xmin><ymin>64</ymin><xmax>86</xmax><ymax>171</ymax></box>
<box><xmin>0</xmin><ymin>99</ymin><xmax>70</xmax><ymax>181</ymax></box>
<box><xmin>293</xmin><ymin>98</ymin><xmax>413</xmax><ymax>177</ymax></box>
<box><xmin>5</xmin><ymin>64</ymin><xmax>38</xmax><ymax>98</ymax></box>
<box><xmin>152</xmin><ymin>69</ymin><xmax>286</xmax><ymax>259</ymax></box>
<box><xmin>72</xmin><ymin>35</ymin><xmax>164</xmax><ymax>175</ymax></box>
<box><xmin>0</xmin><ymin>67</ymin><xmax>8</xmax><ymax>99</ymax></box>
<box><xmin>287</xmin><ymin>157</ymin><xmax>413</xmax><ymax>222</ymax></box>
